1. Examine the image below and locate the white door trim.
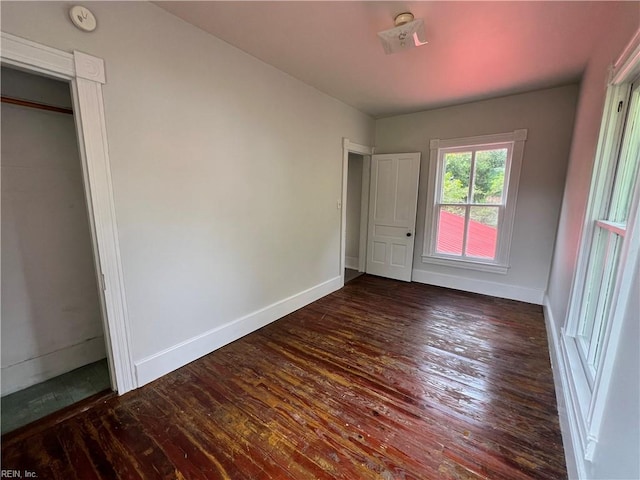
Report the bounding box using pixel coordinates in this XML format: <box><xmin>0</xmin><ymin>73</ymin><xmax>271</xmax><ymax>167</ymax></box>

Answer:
<box><xmin>358</xmin><ymin>157</ymin><xmax>371</xmax><ymax>273</ymax></box>
<box><xmin>340</xmin><ymin>138</ymin><xmax>374</xmax><ymax>287</ymax></box>
<box><xmin>1</xmin><ymin>32</ymin><xmax>136</xmax><ymax>394</ymax></box>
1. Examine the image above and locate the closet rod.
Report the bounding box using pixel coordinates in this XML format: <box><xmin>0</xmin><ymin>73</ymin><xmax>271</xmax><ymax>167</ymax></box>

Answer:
<box><xmin>1</xmin><ymin>95</ymin><xmax>73</xmax><ymax>115</ymax></box>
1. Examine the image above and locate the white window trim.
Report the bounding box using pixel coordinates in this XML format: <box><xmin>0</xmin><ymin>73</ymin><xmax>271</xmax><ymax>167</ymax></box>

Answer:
<box><xmin>560</xmin><ymin>28</ymin><xmax>640</xmax><ymax>469</ymax></box>
<box><xmin>422</xmin><ymin>129</ymin><xmax>527</xmax><ymax>273</ymax></box>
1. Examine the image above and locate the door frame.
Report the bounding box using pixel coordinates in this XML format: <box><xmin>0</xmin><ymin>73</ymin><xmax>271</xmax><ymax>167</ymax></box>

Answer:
<box><xmin>340</xmin><ymin>138</ymin><xmax>374</xmax><ymax>287</ymax></box>
<box><xmin>1</xmin><ymin>32</ymin><xmax>136</xmax><ymax>394</ymax></box>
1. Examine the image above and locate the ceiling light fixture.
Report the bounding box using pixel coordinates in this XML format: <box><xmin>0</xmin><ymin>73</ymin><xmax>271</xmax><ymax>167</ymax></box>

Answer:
<box><xmin>377</xmin><ymin>12</ymin><xmax>427</xmax><ymax>55</ymax></box>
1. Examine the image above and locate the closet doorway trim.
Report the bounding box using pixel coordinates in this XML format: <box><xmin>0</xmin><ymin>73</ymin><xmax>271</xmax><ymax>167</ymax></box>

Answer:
<box><xmin>1</xmin><ymin>32</ymin><xmax>136</xmax><ymax>394</ymax></box>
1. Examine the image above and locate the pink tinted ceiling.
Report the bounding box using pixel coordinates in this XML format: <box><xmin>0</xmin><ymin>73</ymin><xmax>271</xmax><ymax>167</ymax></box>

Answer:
<box><xmin>155</xmin><ymin>1</ymin><xmax>630</xmax><ymax>118</ymax></box>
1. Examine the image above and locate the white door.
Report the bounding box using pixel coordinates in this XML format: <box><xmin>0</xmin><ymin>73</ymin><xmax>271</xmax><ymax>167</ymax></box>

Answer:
<box><xmin>366</xmin><ymin>153</ymin><xmax>421</xmax><ymax>281</ymax></box>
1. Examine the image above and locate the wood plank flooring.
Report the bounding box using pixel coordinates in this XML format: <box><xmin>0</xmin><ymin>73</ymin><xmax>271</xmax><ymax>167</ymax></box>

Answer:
<box><xmin>1</xmin><ymin>275</ymin><xmax>566</xmax><ymax>479</ymax></box>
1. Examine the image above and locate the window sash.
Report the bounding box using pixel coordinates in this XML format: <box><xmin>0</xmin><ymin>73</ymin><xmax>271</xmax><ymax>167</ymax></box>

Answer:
<box><xmin>436</xmin><ymin>145</ymin><xmax>512</xmax><ymax>205</ymax></box>
<box><xmin>434</xmin><ymin>204</ymin><xmax>503</xmax><ymax>260</ymax></box>
<box><xmin>575</xmin><ymin>225</ymin><xmax>625</xmax><ymax>384</ymax></box>
<box><xmin>607</xmin><ymin>84</ymin><xmax>640</xmax><ymax>222</ymax></box>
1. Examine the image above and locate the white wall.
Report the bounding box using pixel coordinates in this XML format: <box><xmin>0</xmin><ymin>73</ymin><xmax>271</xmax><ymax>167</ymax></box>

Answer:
<box><xmin>0</xmin><ymin>1</ymin><xmax>374</xmax><ymax>386</ymax></box>
<box><xmin>589</xmin><ymin>262</ymin><xmax>639</xmax><ymax>480</ymax></box>
<box><xmin>1</xmin><ymin>68</ymin><xmax>105</xmax><ymax>395</ymax></box>
<box><xmin>345</xmin><ymin>153</ymin><xmax>363</xmax><ymax>267</ymax></box>
<box><xmin>375</xmin><ymin>85</ymin><xmax>579</xmax><ymax>304</ymax></box>
<box><xmin>543</xmin><ymin>4</ymin><xmax>639</xmax><ymax>478</ymax></box>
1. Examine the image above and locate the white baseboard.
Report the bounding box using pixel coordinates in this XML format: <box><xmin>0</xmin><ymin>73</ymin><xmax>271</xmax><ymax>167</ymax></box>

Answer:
<box><xmin>411</xmin><ymin>269</ymin><xmax>544</xmax><ymax>304</ymax></box>
<box><xmin>135</xmin><ymin>275</ymin><xmax>342</xmax><ymax>387</ymax></box>
<box><xmin>543</xmin><ymin>295</ymin><xmax>585</xmax><ymax>480</ymax></box>
<box><xmin>345</xmin><ymin>256</ymin><xmax>359</xmax><ymax>270</ymax></box>
<box><xmin>1</xmin><ymin>336</ymin><xmax>106</xmax><ymax>396</ymax></box>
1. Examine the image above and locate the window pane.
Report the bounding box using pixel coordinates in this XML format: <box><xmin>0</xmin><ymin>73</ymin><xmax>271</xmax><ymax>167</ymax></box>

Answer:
<box><xmin>472</xmin><ymin>149</ymin><xmax>507</xmax><ymax>204</ymax></box>
<box><xmin>436</xmin><ymin>206</ymin><xmax>465</xmax><ymax>255</ymax></box>
<box><xmin>465</xmin><ymin>206</ymin><xmax>499</xmax><ymax>259</ymax></box>
<box><xmin>608</xmin><ymin>85</ymin><xmax>639</xmax><ymax>222</ymax></box>
<box><xmin>578</xmin><ymin>228</ymin><xmax>622</xmax><ymax>370</ymax></box>
<box><xmin>592</xmin><ymin>233</ymin><xmax>622</xmax><ymax>367</ymax></box>
<box><xmin>578</xmin><ymin>229</ymin><xmax>608</xmax><ymax>342</ymax></box>
<box><xmin>442</xmin><ymin>152</ymin><xmax>471</xmax><ymax>203</ymax></box>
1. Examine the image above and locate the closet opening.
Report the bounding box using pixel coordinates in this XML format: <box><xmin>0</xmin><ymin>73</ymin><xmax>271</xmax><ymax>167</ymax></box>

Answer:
<box><xmin>1</xmin><ymin>66</ymin><xmax>112</xmax><ymax>434</ymax></box>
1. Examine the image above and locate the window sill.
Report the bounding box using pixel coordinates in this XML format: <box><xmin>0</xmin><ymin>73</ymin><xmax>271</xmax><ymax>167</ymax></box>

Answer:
<box><xmin>421</xmin><ymin>255</ymin><xmax>509</xmax><ymax>274</ymax></box>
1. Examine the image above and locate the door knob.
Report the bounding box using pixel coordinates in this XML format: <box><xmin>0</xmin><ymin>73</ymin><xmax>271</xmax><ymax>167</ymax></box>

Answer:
<box><xmin>406</xmin><ymin>232</ymin><xmax>412</xmax><ymax>237</ymax></box>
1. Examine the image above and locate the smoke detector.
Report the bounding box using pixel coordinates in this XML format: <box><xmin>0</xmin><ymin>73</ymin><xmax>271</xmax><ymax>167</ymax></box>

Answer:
<box><xmin>377</xmin><ymin>12</ymin><xmax>428</xmax><ymax>54</ymax></box>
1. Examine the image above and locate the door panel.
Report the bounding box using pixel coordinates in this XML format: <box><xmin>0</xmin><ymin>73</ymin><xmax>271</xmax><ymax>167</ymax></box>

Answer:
<box><xmin>366</xmin><ymin>153</ymin><xmax>421</xmax><ymax>281</ymax></box>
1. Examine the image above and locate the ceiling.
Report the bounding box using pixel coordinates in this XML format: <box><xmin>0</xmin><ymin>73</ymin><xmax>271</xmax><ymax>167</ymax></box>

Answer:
<box><xmin>156</xmin><ymin>1</ymin><xmax>620</xmax><ymax>118</ymax></box>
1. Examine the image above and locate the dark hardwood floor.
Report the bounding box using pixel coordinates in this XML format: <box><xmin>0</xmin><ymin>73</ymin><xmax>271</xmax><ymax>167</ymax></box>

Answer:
<box><xmin>1</xmin><ymin>275</ymin><xmax>566</xmax><ymax>479</ymax></box>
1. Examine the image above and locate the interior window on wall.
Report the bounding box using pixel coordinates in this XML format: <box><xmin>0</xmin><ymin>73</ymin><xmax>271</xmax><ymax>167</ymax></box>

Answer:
<box><xmin>423</xmin><ymin>130</ymin><xmax>527</xmax><ymax>273</ymax></box>
<box><xmin>560</xmin><ymin>73</ymin><xmax>640</xmax><ymax>465</ymax></box>
<box><xmin>569</xmin><ymin>79</ymin><xmax>639</xmax><ymax>383</ymax></box>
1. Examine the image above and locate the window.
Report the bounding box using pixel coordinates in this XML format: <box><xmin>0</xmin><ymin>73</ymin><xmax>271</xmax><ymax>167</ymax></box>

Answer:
<box><xmin>423</xmin><ymin>130</ymin><xmax>527</xmax><ymax>273</ymax></box>
<box><xmin>574</xmin><ymin>81</ymin><xmax>638</xmax><ymax>381</ymax></box>
<box><xmin>562</xmin><ymin>77</ymin><xmax>639</xmax><ymax>462</ymax></box>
